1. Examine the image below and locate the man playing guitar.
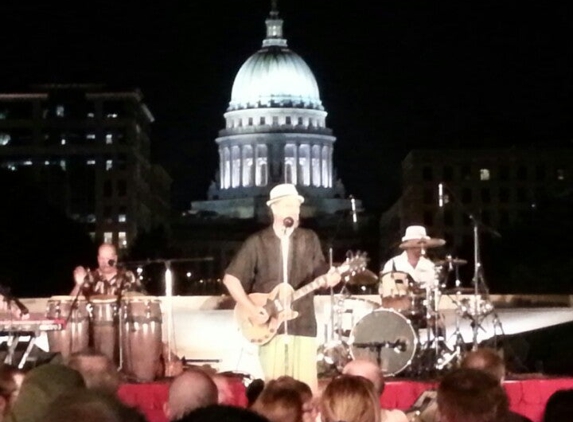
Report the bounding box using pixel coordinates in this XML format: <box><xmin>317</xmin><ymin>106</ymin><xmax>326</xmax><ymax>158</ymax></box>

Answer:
<box><xmin>223</xmin><ymin>184</ymin><xmax>341</xmax><ymax>392</ymax></box>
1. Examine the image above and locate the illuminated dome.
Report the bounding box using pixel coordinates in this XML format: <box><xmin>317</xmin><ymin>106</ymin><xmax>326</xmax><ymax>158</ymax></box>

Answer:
<box><xmin>228</xmin><ymin>10</ymin><xmax>323</xmax><ymax>111</ymax></box>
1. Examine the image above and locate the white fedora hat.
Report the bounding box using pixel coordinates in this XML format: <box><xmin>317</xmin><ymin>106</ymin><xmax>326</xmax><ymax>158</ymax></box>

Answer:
<box><xmin>266</xmin><ymin>183</ymin><xmax>305</xmax><ymax>206</ymax></box>
<box><xmin>402</xmin><ymin>225</ymin><xmax>430</xmax><ymax>242</ymax></box>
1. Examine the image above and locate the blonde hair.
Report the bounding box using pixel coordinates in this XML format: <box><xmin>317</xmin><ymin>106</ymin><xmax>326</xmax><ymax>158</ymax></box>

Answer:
<box><xmin>320</xmin><ymin>375</ymin><xmax>381</xmax><ymax>422</ymax></box>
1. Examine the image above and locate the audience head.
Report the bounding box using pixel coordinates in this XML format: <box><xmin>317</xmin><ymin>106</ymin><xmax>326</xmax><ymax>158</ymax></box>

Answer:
<box><xmin>246</xmin><ymin>379</ymin><xmax>265</xmax><ymax>407</ymax></box>
<box><xmin>461</xmin><ymin>348</ymin><xmax>505</xmax><ymax>383</ymax></box>
<box><xmin>320</xmin><ymin>375</ymin><xmax>381</xmax><ymax>422</ymax></box>
<box><xmin>251</xmin><ymin>379</ymin><xmax>304</xmax><ymax>422</ymax></box>
<box><xmin>6</xmin><ymin>363</ymin><xmax>85</xmax><ymax>422</ymax></box>
<box><xmin>342</xmin><ymin>359</ymin><xmax>385</xmax><ymax>395</ymax></box>
<box><xmin>175</xmin><ymin>404</ymin><xmax>270</xmax><ymax>422</ymax></box>
<box><xmin>437</xmin><ymin>368</ymin><xmax>509</xmax><ymax>422</ymax></box>
<box><xmin>0</xmin><ymin>365</ymin><xmax>23</xmax><ymax>418</ymax></box>
<box><xmin>165</xmin><ymin>369</ymin><xmax>218</xmax><ymax>421</ymax></box>
<box><xmin>211</xmin><ymin>374</ymin><xmax>235</xmax><ymax>405</ymax></box>
<box><xmin>43</xmin><ymin>390</ymin><xmax>146</xmax><ymax>422</ymax></box>
<box><xmin>262</xmin><ymin>377</ymin><xmax>315</xmax><ymax>422</ymax></box>
<box><xmin>68</xmin><ymin>350</ymin><xmax>120</xmax><ymax>394</ymax></box>
<box><xmin>543</xmin><ymin>389</ymin><xmax>573</xmax><ymax>422</ymax></box>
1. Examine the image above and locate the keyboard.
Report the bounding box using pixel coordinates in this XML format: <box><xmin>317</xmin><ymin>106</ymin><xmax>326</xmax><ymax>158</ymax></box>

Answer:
<box><xmin>0</xmin><ymin>319</ymin><xmax>66</xmax><ymax>333</ymax></box>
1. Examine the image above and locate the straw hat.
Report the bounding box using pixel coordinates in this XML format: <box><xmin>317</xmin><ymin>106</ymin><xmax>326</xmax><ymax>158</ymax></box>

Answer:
<box><xmin>266</xmin><ymin>184</ymin><xmax>305</xmax><ymax>206</ymax></box>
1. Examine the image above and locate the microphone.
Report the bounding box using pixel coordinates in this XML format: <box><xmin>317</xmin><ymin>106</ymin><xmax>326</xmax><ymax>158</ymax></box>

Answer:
<box><xmin>438</xmin><ymin>183</ymin><xmax>444</xmax><ymax>208</ymax></box>
<box><xmin>108</xmin><ymin>259</ymin><xmax>116</xmax><ymax>267</ymax></box>
<box><xmin>350</xmin><ymin>195</ymin><xmax>357</xmax><ymax>224</ymax></box>
<box><xmin>282</xmin><ymin>217</ymin><xmax>294</xmax><ymax>236</ymax></box>
<box><xmin>0</xmin><ymin>285</ymin><xmax>29</xmax><ymax>317</ymax></box>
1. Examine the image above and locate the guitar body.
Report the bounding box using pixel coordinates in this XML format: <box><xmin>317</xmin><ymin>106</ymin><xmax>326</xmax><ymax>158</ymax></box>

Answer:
<box><xmin>234</xmin><ymin>284</ymin><xmax>299</xmax><ymax>345</ymax></box>
<box><xmin>232</xmin><ymin>252</ymin><xmax>367</xmax><ymax>345</ymax></box>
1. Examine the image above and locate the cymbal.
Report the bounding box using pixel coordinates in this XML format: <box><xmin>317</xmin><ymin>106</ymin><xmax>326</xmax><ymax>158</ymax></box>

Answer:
<box><xmin>344</xmin><ymin>269</ymin><xmax>378</xmax><ymax>285</ymax></box>
<box><xmin>434</xmin><ymin>257</ymin><xmax>468</xmax><ymax>267</ymax></box>
<box><xmin>399</xmin><ymin>238</ymin><xmax>446</xmax><ymax>249</ymax></box>
<box><xmin>443</xmin><ymin>287</ymin><xmax>476</xmax><ymax>295</ymax></box>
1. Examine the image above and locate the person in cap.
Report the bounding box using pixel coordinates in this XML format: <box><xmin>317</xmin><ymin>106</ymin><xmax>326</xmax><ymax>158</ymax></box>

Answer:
<box><xmin>379</xmin><ymin>226</ymin><xmax>441</xmax><ymax>309</ymax></box>
<box><xmin>223</xmin><ymin>184</ymin><xmax>341</xmax><ymax>392</ymax></box>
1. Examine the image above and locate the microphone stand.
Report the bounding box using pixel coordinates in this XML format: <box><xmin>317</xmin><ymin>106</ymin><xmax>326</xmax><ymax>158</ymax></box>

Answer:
<box><xmin>0</xmin><ymin>285</ymin><xmax>29</xmax><ymax>318</ymax></box>
<box><xmin>441</xmin><ymin>183</ymin><xmax>502</xmax><ymax>351</ymax></box>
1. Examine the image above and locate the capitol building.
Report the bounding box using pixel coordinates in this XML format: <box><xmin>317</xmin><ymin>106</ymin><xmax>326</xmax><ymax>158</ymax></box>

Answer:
<box><xmin>191</xmin><ymin>5</ymin><xmax>353</xmax><ymax>220</ymax></box>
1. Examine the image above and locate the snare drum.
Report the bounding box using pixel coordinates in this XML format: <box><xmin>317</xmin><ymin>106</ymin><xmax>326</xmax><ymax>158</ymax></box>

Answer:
<box><xmin>46</xmin><ymin>296</ymin><xmax>89</xmax><ymax>359</ymax></box>
<box><xmin>349</xmin><ymin>308</ymin><xmax>418</xmax><ymax>376</ymax></box>
<box><xmin>120</xmin><ymin>296</ymin><xmax>163</xmax><ymax>382</ymax></box>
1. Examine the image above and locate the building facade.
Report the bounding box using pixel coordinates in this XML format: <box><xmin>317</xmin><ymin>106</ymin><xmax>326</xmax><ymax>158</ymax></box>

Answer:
<box><xmin>191</xmin><ymin>6</ymin><xmax>353</xmax><ymax>220</ymax></box>
<box><xmin>0</xmin><ymin>84</ymin><xmax>171</xmax><ymax>251</ymax></box>
<box><xmin>380</xmin><ymin>147</ymin><xmax>572</xmax><ymax>261</ymax></box>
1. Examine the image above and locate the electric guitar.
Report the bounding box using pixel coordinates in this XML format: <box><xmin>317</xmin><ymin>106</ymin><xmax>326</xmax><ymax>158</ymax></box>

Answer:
<box><xmin>234</xmin><ymin>252</ymin><xmax>368</xmax><ymax>345</ymax></box>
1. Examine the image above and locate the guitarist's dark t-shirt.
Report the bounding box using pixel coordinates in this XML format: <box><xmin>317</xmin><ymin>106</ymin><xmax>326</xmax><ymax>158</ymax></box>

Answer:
<box><xmin>226</xmin><ymin>226</ymin><xmax>328</xmax><ymax>337</ymax></box>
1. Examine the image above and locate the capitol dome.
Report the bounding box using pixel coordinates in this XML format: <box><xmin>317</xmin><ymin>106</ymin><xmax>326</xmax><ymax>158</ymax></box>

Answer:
<box><xmin>228</xmin><ymin>11</ymin><xmax>323</xmax><ymax>111</ymax></box>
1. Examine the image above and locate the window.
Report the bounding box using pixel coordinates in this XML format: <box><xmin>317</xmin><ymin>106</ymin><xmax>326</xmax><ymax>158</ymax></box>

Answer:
<box><xmin>461</xmin><ymin>166</ymin><xmax>471</xmax><ymax>181</ymax></box>
<box><xmin>444</xmin><ymin>210</ymin><xmax>454</xmax><ymax>226</ymax></box>
<box><xmin>517</xmin><ymin>166</ymin><xmax>528</xmax><ymax>181</ymax></box>
<box><xmin>106</xmin><ymin>160</ymin><xmax>113</xmax><ymax>171</ymax></box>
<box><xmin>86</xmin><ymin>133</ymin><xmax>96</xmax><ymax>140</ymax></box>
<box><xmin>499</xmin><ymin>165</ymin><xmax>509</xmax><ymax>181</ymax></box>
<box><xmin>87</xmin><ymin>112</ymin><xmax>95</xmax><ymax>118</ymax></box>
<box><xmin>556</xmin><ymin>169</ymin><xmax>565</xmax><ymax>181</ymax></box>
<box><xmin>298</xmin><ymin>144</ymin><xmax>310</xmax><ymax>186</ymax></box>
<box><xmin>284</xmin><ymin>144</ymin><xmax>296</xmax><ymax>185</ymax></box>
<box><xmin>423</xmin><ymin>211</ymin><xmax>433</xmax><ymax>226</ymax></box>
<box><xmin>89</xmin><ymin>232</ymin><xmax>96</xmax><ymax>240</ymax></box>
<box><xmin>479</xmin><ymin>168</ymin><xmax>491</xmax><ymax>181</ymax></box>
<box><xmin>517</xmin><ymin>188</ymin><xmax>527</xmax><ymax>202</ymax></box>
<box><xmin>117</xmin><ymin>180</ymin><xmax>127</xmax><ymax>197</ymax></box>
<box><xmin>87</xmin><ymin>159</ymin><xmax>96</xmax><ymax>165</ymax></box>
<box><xmin>118</xmin><ymin>232</ymin><xmax>127</xmax><ymax>249</ymax></box>
<box><xmin>499</xmin><ymin>188</ymin><xmax>510</xmax><ymax>203</ymax></box>
<box><xmin>481</xmin><ymin>188</ymin><xmax>491</xmax><ymax>204</ymax></box>
<box><xmin>56</xmin><ymin>105</ymin><xmax>65</xmax><ymax>117</ymax></box>
<box><xmin>60</xmin><ymin>160</ymin><xmax>66</xmax><ymax>171</ymax></box>
<box><xmin>422</xmin><ymin>167</ymin><xmax>433</xmax><ymax>181</ymax></box>
<box><xmin>535</xmin><ymin>165</ymin><xmax>546</xmax><ymax>181</ymax></box>
<box><xmin>106</xmin><ymin>134</ymin><xmax>113</xmax><ymax>144</ymax></box>
<box><xmin>104</xmin><ymin>206</ymin><xmax>112</xmax><ymax>223</ymax></box>
<box><xmin>272</xmin><ymin>116</ymin><xmax>279</xmax><ymax>126</ymax></box>
<box><xmin>255</xmin><ymin>145</ymin><xmax>268</xmax><ymax>186</ymax></box>
<box><xmin>260</xmin><ymin>117</ymin><xmax>265</xmax><ymax>125</ymax></box>
<box><xmin>231</xmin><ymin>146</ymin><xmax>241</xmax><ymax>188</ymax></box>
<box><xmin>443</xmin><ymin>166</ymin><xmax>453</xmax><ymax>182</ymax></box>
<box><xmin>248</xmin><ymin>117</ymin><xmax>253</xmax><ymax>126</ymax></box>
<box><xmin>321</xmin><ymin>146</ymin><xmax>329</xmax><ymax>187</ymax></box>
<box><xmin>61</xmin><ymin>138</ymin><xmax>66</xmax><ymax>146</ymax></box>
<box><xmin>104</xmin><ymin>232</ymin><xmax>113</xmax><ymax>244</ymax></box>
<box><xmin>242</xmin><ymin>145</ymin><xmax>254</xmax><ymax>187</ymax></box>
<box><xmin>462</xmin><ymin>188</ymin><xmax>472</xmax><ymax>204</ymax></box>
<box><xmin>104</xmin><ymin>180</ymin><xmax>112</xmax><ymax>197</ymax></box>
<box><xmin>423</xmin><ymin>188</ymin><xmax>433</xmax><ymax>204</ymax></box>
<box><xmin>298</xmin><ymin>117</ymin><xmax>303</xmax><ymax>125</ymax></box>
<box><xmin>118</xmin><ymin>214</ymin><xmax>127</xmax><ymax>223</ymax></box>
<box><xmin>311</xmin><ymin>145</ymin><xmax>321</xmax><ymax>187</ymax></box>
<box><xmin>285</xmin><ymin>116</ymin><xmax>292</xmax><ymax>125</ymax></box>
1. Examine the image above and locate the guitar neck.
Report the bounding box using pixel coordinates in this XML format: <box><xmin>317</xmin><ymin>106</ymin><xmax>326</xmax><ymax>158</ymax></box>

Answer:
<box><xmin>290</xmin><ymin>264</ymin><xmax>348</xmax><ymax>303</ymax></box>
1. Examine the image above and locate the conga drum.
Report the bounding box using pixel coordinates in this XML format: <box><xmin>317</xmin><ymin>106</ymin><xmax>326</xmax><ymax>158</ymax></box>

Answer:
<box><xmin>90</xmin><ymin>295</ymin><xmax>119</xmax><ymax>364</ymax></box>
<box><xmin>120</xmin><ymin>296</ymin><xmax>162</xmax><ymax>381</ymax></box>
<box><xmin>45</xmin><ymin>296</ymin><xmax>89</xmax><ymax>360</ymax></box>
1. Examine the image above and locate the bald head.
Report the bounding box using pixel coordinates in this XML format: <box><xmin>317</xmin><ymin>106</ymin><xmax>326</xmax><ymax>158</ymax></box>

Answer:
<box><xmin>342</xmin><ymin>359</ymin><xmax>384</xmax><ymax>395</ymax></box>
<box><xmin>166</xmin><ymin>370</ymin><xmax>218</xmax><ymax>421</ymax></box>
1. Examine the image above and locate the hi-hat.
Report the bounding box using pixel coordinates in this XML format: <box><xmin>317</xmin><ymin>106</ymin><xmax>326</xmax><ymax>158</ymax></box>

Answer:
<box><xmin>434</xmin><ymin>257</ymin><xmax>468</xmax><ymax>267</ymax></box>
<box><xmin>399</xmin><ymin>237</ymin><xmax>446</xmax><ymax>249</ymax></box>
<box><xmin>344</xmin><ymin>269</ymin><xmax>378</xmax><ymax>285</ymax></box>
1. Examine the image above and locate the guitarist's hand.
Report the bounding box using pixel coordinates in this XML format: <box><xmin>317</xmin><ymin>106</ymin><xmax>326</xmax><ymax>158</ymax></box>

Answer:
<box><xmin>321</xmin><ymin>268</ymin><xmax>342</xmax><ymax>288</ymax></box>
<box><xmin>251</xmin><ymin>307</ymin><xmax>270</xmax><ymax>325</ymax></box>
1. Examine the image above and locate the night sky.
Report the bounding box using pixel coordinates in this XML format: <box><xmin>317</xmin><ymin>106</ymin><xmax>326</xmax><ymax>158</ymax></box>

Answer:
<box><xmin>2</xmin><ymin>0</ymin><xmax>572</xmax><ymax>211</ymax></box>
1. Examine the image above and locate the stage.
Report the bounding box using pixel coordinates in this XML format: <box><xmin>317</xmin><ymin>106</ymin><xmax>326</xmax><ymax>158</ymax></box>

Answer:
<box><xmin>117</xmin><ymin>377</ymin><xmax>573</xmax><ymax>422</ymax></box>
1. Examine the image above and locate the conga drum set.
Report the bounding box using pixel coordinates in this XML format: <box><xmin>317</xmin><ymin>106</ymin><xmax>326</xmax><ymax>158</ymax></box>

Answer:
<box><xmin>45</xmin><ymin>293</ymin><xmax>163</xmax><ymax>381</ymax></box>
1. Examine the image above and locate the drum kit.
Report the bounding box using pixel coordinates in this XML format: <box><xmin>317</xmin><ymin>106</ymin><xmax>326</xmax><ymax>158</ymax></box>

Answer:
<box><xmin>317</xmin><ymin>236</ymin><xmax>498</xmax><ymax>378</ymax></box>
<box><xmin>45</xmin><ymin>293</ymin><xmax>163</xmax><ymax>381</ymax></box>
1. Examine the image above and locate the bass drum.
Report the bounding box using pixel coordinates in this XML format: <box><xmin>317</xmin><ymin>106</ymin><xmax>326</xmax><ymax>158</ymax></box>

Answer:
<box><xmin>349</xmin><ymin>308</ymin><xmax>417</xmax><ymax>376</ymax></box>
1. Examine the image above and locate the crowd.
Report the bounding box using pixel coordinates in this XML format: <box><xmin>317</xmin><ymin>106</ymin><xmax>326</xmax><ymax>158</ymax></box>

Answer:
<box><xmin>0</xmin><ymin>348</ymin><xmax>572</xmax><ymax>422</ymax></box>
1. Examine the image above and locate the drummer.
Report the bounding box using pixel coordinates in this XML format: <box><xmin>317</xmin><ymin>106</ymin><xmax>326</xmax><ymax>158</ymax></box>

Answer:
<box><xmin>70</xmin><ymin>243</ymin><xmax>145</xmax><ymax>297</ymax></box>
<box><xmin>380</xmin><ymin>226</ymin><xmax>442</xmax><ymax>308</ymax></box>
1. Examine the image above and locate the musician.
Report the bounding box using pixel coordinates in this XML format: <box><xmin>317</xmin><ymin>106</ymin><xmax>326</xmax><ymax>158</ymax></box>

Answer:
<box><xmin>70</xmin><ymin>243</ymin><xmax>144</xmax><ymax>297</ymax></box>
<box><xmin>380</xmin><ymin>225</ymin><xmax>438</xmax><ymax>300</ymax></box>
<box><xmin>223</xmin><ymin>184</ymin><xmax>341</xmax><ymax>391</ymax></box>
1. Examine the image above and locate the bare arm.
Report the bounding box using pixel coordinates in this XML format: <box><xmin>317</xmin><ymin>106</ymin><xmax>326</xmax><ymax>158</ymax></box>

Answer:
<box><xmin>223</xmin><ymin>274</ymin><xmax>268</xmax><ymax>323</ymax></box>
